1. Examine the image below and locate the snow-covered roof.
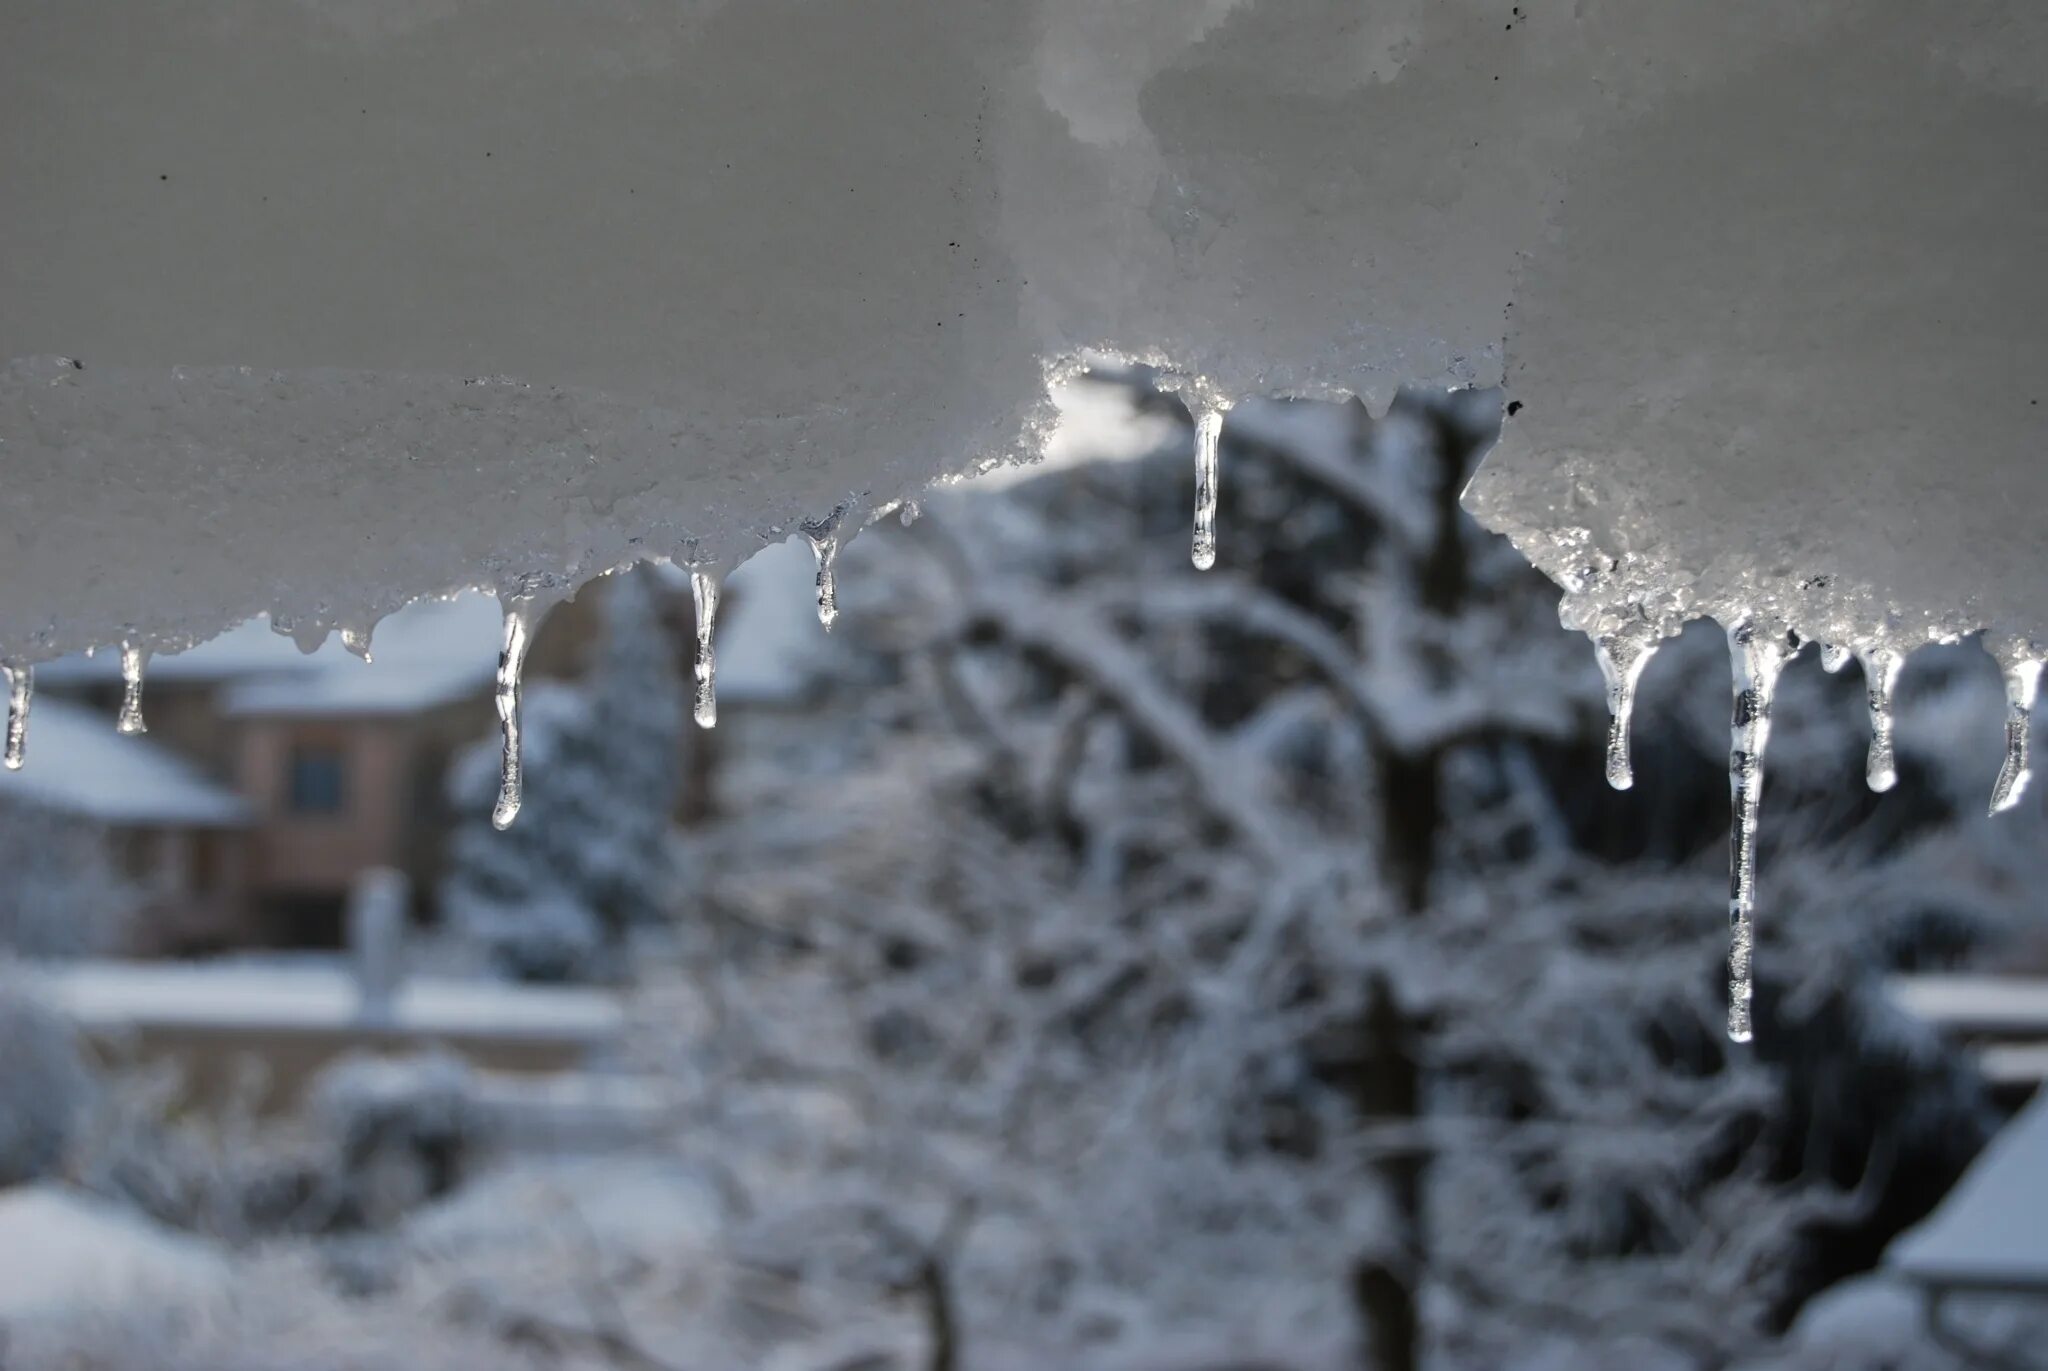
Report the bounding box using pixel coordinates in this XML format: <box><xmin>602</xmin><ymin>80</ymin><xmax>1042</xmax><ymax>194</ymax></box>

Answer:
<box><xmin>37</xmin><ymin>593</ymin><xmax>504</xmax><ymax>718</ymax></box>
<box><xmin>1889</xmin><ymin>1087</ymin><xmax>2048</xmax><ymax>1292</ymax></box>
<box><xmin>0</xmin><ymin>697</ymin><xmax>247</xmax><ymax>826</ymax></box>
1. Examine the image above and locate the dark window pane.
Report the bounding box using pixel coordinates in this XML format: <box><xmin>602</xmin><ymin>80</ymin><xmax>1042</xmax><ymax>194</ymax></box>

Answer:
<box><xmin>287</xmin><ymin>744</ymin><xmax>347</xmax><ymax>815</ymax></box>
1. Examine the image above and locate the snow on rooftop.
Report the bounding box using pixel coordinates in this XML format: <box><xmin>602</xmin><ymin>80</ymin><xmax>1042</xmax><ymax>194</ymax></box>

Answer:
<box><xmin>37</xmin><ymin>592</ymin><xmax>504</xmax><ymax>717</ymax></box>
<box><xmin>0</xmin><ymin>697</ymin><xmax>247</xmax><ymax>826</ymax></box>
<box><xmin>1889</xmin><ymin>1086</ymin><xmax>2048</xmax><ymax>1291</ymax></box>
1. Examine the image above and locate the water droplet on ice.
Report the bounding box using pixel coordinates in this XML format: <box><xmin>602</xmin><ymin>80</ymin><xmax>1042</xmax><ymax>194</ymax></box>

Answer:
<box><xmin>1594</xmin><ymin>631</ymin><xmax>1659</xmax><ymax>791</ymax></box>
<box><xmin>117</xmin><ymin>645</ymin><xmax>149</xmax><ymax>735</ymax></box>
<box><xmin>1725</xmin><ymin>618</ymin><xmax>1790</xmax><ymax>1044</ymax></box>
<box><xmin>3</xmin><ymin>665</ymin><xmax>30</xmax><ymax>770</ymax></box>
<box><xmin>1857</xmin><ymin>646</ymin><xmax>1904</xmax><ymax>793</ymax></box>
<box><xmin>1190</xmin><ymin>402</ymin><xmax>1228</xmax><ymax>571</ymax></box>
<box><xmin>1989</xmin><ymin>657</ymin><xmax>2042</xmax><ymax>816</ymax></box>
<box><xmin>900</xmin><ymin>500</ymin><xmax>922</xmax><ymax>527</ymax></box>
<box><xmin>691</xmin><ymin>568</ymin><xmax>721</xmax><ymax>729</ymax></box>
<box><xmin>491</xmin><ymin>605</ymin><xmax>533</xmax><ymax>830</ymax></box>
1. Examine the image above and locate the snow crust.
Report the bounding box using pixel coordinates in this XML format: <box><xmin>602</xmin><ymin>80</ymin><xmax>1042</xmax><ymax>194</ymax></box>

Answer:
<box><xmin>2</xmin><ymin>1</ymin><xmax>2043</xmax><ymax>668</ymax></box>
<box><xmin>1463</xmin><ymin>2</ymin><xmax>2048</xmax><ymax>666</ymax></box>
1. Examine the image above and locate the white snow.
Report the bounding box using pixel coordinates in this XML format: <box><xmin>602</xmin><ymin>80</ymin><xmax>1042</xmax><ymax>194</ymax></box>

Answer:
<box><xmin>1887</xmin><ymin>976</ymin><xmax>2048</xmax><ymax>1039</ymax></box>
<box><xmin>5</xmin><ymin>2</ymin><xmax>2037</xmax><ymax>688</ymax></box>
<box><xmin>0</xmin><ymin>1185</ymin><xmax>231</xmax><ymax>1321</ymax></box>
<box><xmin>1463</xmin><ymin>3</ymin><xmax>2048</xmax><ymax>668</ymax></box>
<box><xmin>1890</xmin><ymin>1086</ymin><xmax>2048</xmax><ymax>1291</ymax></box>
<box><xmin>39</xmin><ymin>959</ymin><xmax>625</xmax><ymax>1044</ymax></box>
<box><xmin>0</xmin><ymin>696</ymin><xmax>248</xmax><ymax>826</ymax></box>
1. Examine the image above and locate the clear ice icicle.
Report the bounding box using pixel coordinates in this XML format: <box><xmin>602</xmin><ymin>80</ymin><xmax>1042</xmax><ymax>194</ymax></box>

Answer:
<box><xmin>1989</xmin><ymin>657</ymin><xmax>2042</xmax><ymax>816</ymax></box>
<box><xmin>802</xmin><ymin>523</ymin><xmax>842</xmax><ymax>632</ymax></box>
<box><xmin>1819</xmin><ymin>643</ymin><xmax>1850</xmax><ymax>673</ymax></box>
<box><xmin>3</xmin><ymin>665</ymin><xmax>30</xmax><ymax>770</ymax></box>
<box><xmin>1190</xmin><ymin>403</ymin><xmax>1227</xmax><ymax>570</ymax></box>
<box><xmin>117</xmin><ymin>645</ymin><xmax>149</xmax><ymax>735</ymax></box>
<box><xmin>1857</xmin><ymin>647</ymin><xmax>1904</xmax><ymax>793</ymax></box>
<box><xmin>900</xmin><ymin>500</ymin><xmax>921</xmax><ymax>527</ymax></box>
<box><xmin>691</xmin><ymin>568</ymin><xmax>721</xmax><ymax>729</ymax></box>
<box><xmin>1725</xmin><ymin>619</ymin><xmax>1790</xmax><ymax>1044</ymax></box>
<box><xmin>490</xmin><ymin>606</ymin><xmax>533</xmax><ymax>830</ymax></box>
<box><xmin>1593</xmin><ymin>633</ymin><xmax>1659</xmax><ymax>791</ymax></box>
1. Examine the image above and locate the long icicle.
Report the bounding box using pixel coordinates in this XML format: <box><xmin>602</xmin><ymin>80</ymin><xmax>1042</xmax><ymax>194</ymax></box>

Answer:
<box><xmin>1726</xmin><ymin>618</ymin><xmax>1790</xmax><ymax>1044</ymax></box>
<box><xmin>1190</xmin><ymin>402</ymin><xmax>1227</xmax><ymax>571</ymax></box>
<box><xmin>117</xmin><ymin>645</ymin><xmax>149</xmax><ymax>735</ymax></box>
<box><xmin>491</xmin><ymin>605</ymin><xmax>534</xmax><ymax>830</ymax></box>
<box><xmin>691</xmin><ymin>568</ymin><xmax>721</xmax><ymax>729</ymax></box>
<box><xmin>1989</xmin><ymin>657</ymin><xmax>2043</xmax><ymax>816</ymax></box>
<box><xmin>1857</xmin><ymin>646</ymin><xmax>1904</xmax><ymax>793</ymax></box>
<box><xmin>1594</xmin><ymin>632</ymin><xmax>1659</xmax><ymax>791</ymax></box>
<box><xmin>3</xmin><ymin>665</ymin><xmax>30</xmax><ymax>770</ymax></box>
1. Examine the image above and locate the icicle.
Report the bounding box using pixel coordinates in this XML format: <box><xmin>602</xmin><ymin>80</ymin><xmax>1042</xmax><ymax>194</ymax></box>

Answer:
<box><xmin>691</xmin><ymin>568</ymin><xmax>721</xmax><ymax>729</ymax></box>
<box><xmin>3</xmin><ymin>665</ymin><xmax>30</xmax><ymax>771</ymax></box>
<box><xmin>490</xmin><ymin>606</ymin><xmax>533</xmax><ymax>830</ymax></box>
<box><xmin>1593</xmin><ymin>632</ymin><xmax>1659</xmax><ymax>791</ymax></box>
<box><xmin>1725</xmin><ymin>618</ymin><xmax>1790</xmax><ymax>1044</ymax></box>
<box><xmin>117</xmin><ymin>645</ymin><xmax>149</xmax><ymax>735</ymax></box>
<box><xmin>1819</xmin><ymin>643</ymin><xmax>1850</xmax><ymax>674</ymax></box>
<box><xmin>1856</xmin><ymin>646</ymin><xmax>1904</xmax><ymax>793</ymax></box>
<box><xmin>1190</xmin><ymin>402</ymin><xmax>1227</xmax><ymax>571</ymax></box>
<box><xmin>341</xmin><ymin>626</ymin><xmax>374</xmax><ymax>662</ymax></box>
<box><xmin>804</xmin><ymin>527</ymin><xmax>841</xmax><ymax>632</ymax></box>
<box><xmin>900</xmin><ymin>500</ymin><xmax>921</xmax><ymax>527</ymax></box>
<box><xmin>1989</xmin><ymin>657</ymin><xmax>2043</xmax><ymax>816</ymax></box>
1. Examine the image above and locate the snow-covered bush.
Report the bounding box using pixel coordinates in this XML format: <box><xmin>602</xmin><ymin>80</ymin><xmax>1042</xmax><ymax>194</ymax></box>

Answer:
<box><xmin>308</xmin><ymin>1052</ymin><xmax>493</xmax><ymax>1230</ymax></box>
<box><xmin>441</xmin><ymin>566</ymin><xmax>684</xmax><ymax>980</ymax></box>
<box><xmin>0</xmin><ymin>970</ymin><xmax>96</xmax><ymax>1187</ymax></box>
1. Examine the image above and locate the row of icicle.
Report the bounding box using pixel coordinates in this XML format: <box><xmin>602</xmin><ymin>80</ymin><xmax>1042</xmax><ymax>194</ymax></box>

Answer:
<box><xmin>5</xmin><ymin>396</ymin><xmax>2035</xmax><ymax>1049</ymax></box>
<box><xmin>488</xmin><ymin>498</ymin><xmax>917</xmax><ymax>829</ymax></box>
<box><xmin>1598</xmin><ymin>625</ymin><xmax>2040</xmax><ymax>1042</ymax></box>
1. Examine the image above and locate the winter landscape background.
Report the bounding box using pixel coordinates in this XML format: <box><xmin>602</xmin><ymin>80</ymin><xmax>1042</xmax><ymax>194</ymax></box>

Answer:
<box><xmin>0</xmin><ymin>375</ymin><xmax>2043</xmax><ymax>1370</ymax></box>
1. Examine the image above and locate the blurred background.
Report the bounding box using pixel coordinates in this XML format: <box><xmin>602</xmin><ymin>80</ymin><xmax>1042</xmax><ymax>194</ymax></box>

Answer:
<box><xmin>0</xmin><ymin>373</ymin><xmax>2042</xmax><ymax>1370</ymax></box>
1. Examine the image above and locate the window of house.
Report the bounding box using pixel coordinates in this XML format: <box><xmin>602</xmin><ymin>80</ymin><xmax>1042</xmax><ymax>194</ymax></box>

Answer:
<box><xmin>287</xmin><ymin>743</ymin><xmax>348</xmax><ymax>815</ymax></box>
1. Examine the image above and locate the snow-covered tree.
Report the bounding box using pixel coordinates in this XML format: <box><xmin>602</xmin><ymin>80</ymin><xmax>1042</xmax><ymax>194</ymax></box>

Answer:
<box><xmin>0</xmin><ymin>970</ymin><xmax>96</xmax><ymax>1187</ymax></box>
<box><xmin>0</xmin><ymin>798</ymin><xmax>135</xmax><ymax>958</ymax></box>
<box><xmin>441</xmin><ymin>566</ymin><xmax>685</xmax><ymax>980</ymax></box>
<box><xmin>678</xmin><ymin>375</ymin><xmax>2023</xmax><ymax>1371</ymax></box>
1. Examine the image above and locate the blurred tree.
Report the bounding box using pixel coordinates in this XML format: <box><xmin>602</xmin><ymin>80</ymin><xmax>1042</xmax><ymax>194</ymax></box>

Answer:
<box><xmin>0</xmin><ymin>798</ymin><xmax>134</xmax><ymax>958</ymax></box>
<box><xmin>693</xmin><ymin>376</ymin><xmax>2016</xmax><ymax>1370</ymax></box>
<box><xmin>441</xmin><ymin>566</ymin><xmax>685</xmax><ymax>981</ymax></box>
